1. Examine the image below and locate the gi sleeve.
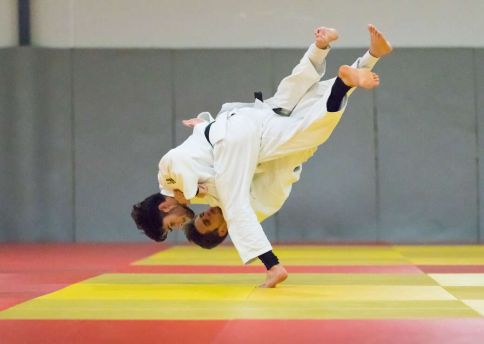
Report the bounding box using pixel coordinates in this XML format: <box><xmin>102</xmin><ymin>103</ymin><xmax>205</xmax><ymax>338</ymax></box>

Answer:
<box><xmin>158</xmin><ymin>149</ymin><xmax>200</xmax><ymax>200</ymax></box>
<box><xmin>196</xmin><ymin>111</ymin><xmax>215</xmax><ymax>122</ymax></box>
<box><xmin>212</xmin><ymin>120</ymin><xmax>272</xmax><ymax>264</ymax></box>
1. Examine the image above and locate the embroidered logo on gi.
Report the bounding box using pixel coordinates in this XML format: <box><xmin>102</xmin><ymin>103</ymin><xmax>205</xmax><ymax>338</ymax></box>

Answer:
<box><xmin>165</xmin><ymin>178</ymin><xmax>176</xmax><ymax>184</ymax></box>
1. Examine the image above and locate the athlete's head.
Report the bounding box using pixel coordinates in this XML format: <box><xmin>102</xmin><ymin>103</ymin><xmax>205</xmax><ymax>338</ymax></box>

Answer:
<box><xmin>131</xmin><ymin>193</ymin><xmax>194</xmax><ymax>242</ymax></box>
<box><xmin>184</xmin><ymin>207</ymin><xmax>228</xmax><ymax>248</ymax></box>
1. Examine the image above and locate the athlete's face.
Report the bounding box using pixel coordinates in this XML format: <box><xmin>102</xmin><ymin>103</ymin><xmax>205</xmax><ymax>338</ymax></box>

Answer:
<box><xmin>194</xmin><ymin>207</ymin><xmax>227</xmax><ymax>235</ymax></box>
<box><xmin>158</xmin><ymin>197</ymin><xmax>194</xmax><ymax>231</ymax></box>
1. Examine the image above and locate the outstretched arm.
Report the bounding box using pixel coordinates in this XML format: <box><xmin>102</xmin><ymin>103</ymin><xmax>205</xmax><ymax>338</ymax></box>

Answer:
<box><xmin>212</xmin><ymin>118</ymin><xmax>273</xmax><ymax>264</ymax></box>
<box><xmin>213</xmin><ymin>118</ymin><xmax>288</xmax><ymax>287</ymax></box>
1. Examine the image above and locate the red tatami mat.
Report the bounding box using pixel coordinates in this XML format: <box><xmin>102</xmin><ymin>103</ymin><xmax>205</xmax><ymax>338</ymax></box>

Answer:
<box><xmin>0</xmin><ymin>243</ymin><xmax>164</xmax><ymax>311</ymax></box>
<box><xmin>0</xmin><ymin>243</ymin><xmax>165</xmax><ymax>271</ymax></box>
<box><xmin>1</xmin><ymin>319</ymin><xmax>484</xmax><ymax>344</ymax></box>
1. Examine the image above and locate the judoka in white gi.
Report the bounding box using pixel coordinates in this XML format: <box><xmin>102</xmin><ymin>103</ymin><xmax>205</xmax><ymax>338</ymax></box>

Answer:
<box><xmin>131</xmin><ymin>25</ymin><xmax>393</xmax><ymax>287</ymax></box>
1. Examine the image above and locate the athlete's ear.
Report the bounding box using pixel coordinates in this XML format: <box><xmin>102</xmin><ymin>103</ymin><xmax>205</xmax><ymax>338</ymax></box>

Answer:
<box><xmin>158</xmin><ymin>199</ymin><xmax>175</xmax><ymax>212</ymax></box>
<box><xmin>218</xmin><ymin>222</ymin><xmax>228</xmax><ymax>237</ymax></box>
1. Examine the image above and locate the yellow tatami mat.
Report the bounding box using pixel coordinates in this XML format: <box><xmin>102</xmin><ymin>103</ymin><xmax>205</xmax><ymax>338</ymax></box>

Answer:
<box><xmin>1</xmin><ymin>245</ymin><xmax>484</xmax><ymax>320</ymax></box>
<box><xmin>134</xmin><ymin>245</ymin><xmax>410</xmax><ymax>266</ymax></box>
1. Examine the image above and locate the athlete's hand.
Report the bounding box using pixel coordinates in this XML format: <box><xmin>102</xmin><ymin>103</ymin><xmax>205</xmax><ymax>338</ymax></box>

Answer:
<box><xmin>197</xmin><ymin>183</ymin><xmax>208</xmax><ymax>197</ymax></box>
<box><xmin>174</xmin><ymin>190</ymin><xmax>190</xmax><ymax>205</ymax></box>
<box><xmin>182</xmin><ymin>118</ymin><xmax>204</xmax><ymax>128</ymax></box>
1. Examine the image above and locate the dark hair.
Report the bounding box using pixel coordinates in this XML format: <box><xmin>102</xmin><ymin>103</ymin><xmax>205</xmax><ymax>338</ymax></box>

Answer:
<box><xmin>131</xmin><ymin>193</ymin><xmax>168</xmax><ymax>242</ymax></box>
<box><xmin>184</xmin><ymin>222</ymin><xmax>228</xmax><ymax>249</ymax></box>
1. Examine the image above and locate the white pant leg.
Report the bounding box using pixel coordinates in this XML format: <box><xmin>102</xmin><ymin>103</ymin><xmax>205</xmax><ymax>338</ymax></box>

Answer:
<box><xmin>259</xmin><ymin>85</ymin><xmax>342</xmax><ymax>162</ymax></box>
<box><xmin>259</xmin><ymin>51</ymin><xmax>379</xmax><ymax>162</ymax></box>
<box><xmin>353</xmin><ymin>50</ymin><xmax>379</xmax><ymax>70</ymax></box>
<box><xmin>264</xmin><ymin>44</ymin><xmax>330</xmax><ymax>113</ymax></box>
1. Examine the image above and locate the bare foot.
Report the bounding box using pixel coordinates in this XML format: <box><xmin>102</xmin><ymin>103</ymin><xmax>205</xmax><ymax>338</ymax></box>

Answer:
<box><xmin>314</xmin><ymin>27</ymin><xmax>339</xmax><ymax>49</ymax></box>
<box><xmin>259</xmin><ymin>264</ymin><xmax>288</xmax><ymax>288</ymax></box>
<box><xmin>338</xmin><ymin>65</ymin><xmax>380</xmax><ymax>90</ymax></box>
<box><xmin>368</xmin><ymin>24</ymin><xmax>393</xmax><ymax>58</ymax></box>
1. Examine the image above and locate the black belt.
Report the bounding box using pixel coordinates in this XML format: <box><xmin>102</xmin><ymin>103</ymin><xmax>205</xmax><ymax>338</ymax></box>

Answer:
<box><xmin>204</xmin><ymin>112</ymin><xmax>237</xmax><ymax>146</ymax></box>
<box><xmin>255</xmin><ymin>90</ymin><xmax>290</xmax><ymax>116</ymax></box>
<box><xmin>204</xmin><ymin>121</ymin><xmax>216</xmax><ymax>146</ymax></box>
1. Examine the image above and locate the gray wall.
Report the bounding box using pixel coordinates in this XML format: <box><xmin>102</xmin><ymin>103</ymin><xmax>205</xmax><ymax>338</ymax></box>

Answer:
<box><xmin>30</xmin><ymin>0</ymin><xmax>484</xmax><ymax>48</ymax></box>
<box><xmin>0</xmin><ymin>47</ymin><xmax>482</xmax><ymax>243</ymax></box>
<box><xmin>0</xmin><ymin>49</ymin><xmax>74</xmax><ymax>241</ymax></box>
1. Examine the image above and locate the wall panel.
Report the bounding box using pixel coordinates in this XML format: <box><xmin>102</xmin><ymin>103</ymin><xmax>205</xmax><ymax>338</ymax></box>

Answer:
<box><xmin>73</xmin><ymin>50</ymin><xmax>173</xmax><ymax>241</ymax></box>
<box><xmin>377</xmin><ymin>49</ymin><xmax>478</xmax><ymax>242</ymax></box>
<box><xmin>0</xmin><ymin>48</ymin><xmax>74</xmax><ymax>241</ymax></box>
<box><xmin>0</xmin><ymin>47</ymin><xmax>482</xmax><ymax>244</ymax></box>
<box><xmin>477</xmin><ymin>49</ymin><xmax>484</xmax><ymax>242</ymax></box>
